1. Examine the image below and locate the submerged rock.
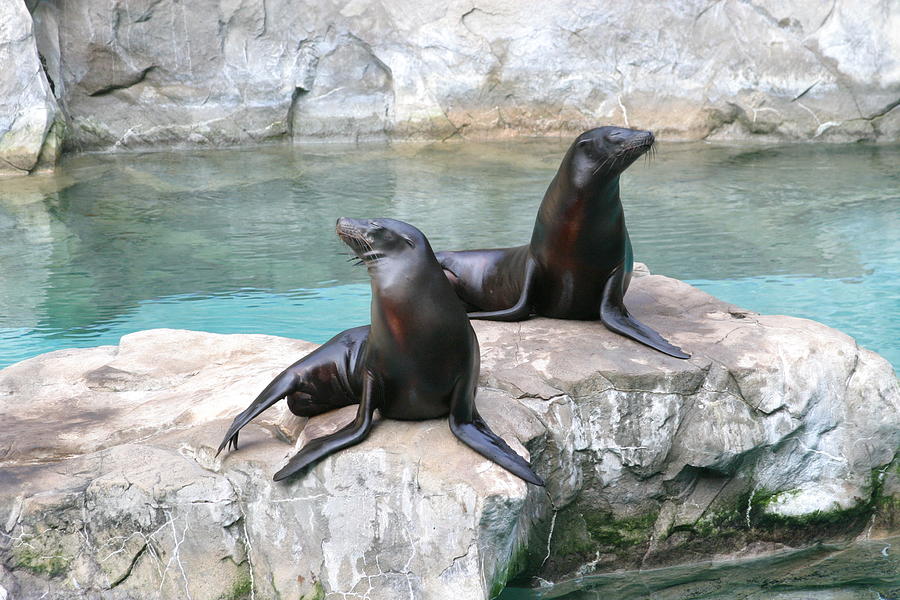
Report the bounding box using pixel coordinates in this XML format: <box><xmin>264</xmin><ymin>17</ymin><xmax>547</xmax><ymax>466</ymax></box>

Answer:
<box><xmin>1</xmin><ymin>268</ymin><xmax>898</xmax><ymax>599</ymax></box>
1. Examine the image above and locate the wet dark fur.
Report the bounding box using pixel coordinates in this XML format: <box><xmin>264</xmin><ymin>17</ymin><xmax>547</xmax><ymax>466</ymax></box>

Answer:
<box><xmin>218</xmin><ymin>218</ymin><xmax>543</xmax><ymax>485</ymax></box>
<box><xmin>436</xmin><ymin>126</ymin><xmax>689</xmax><ymax>359</ymax></box>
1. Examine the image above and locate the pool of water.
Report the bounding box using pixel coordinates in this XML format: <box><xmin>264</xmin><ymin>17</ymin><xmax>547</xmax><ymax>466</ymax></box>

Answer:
<box><xmin>1</xmin><ymin>140</ymin><xmax>897</xmax><ymax>371</ymax></box>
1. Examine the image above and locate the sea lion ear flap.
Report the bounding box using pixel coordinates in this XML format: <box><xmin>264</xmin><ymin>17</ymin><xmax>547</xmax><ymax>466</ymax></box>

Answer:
<box><xmin>575</xmin><ymin>137</ymin><xmax>598</xmax><ymax>159</ymax></box>
<box><xmin>401</xmin><ymin>234</ymin><xmax>415</xmax><ymax>248</ymax></box>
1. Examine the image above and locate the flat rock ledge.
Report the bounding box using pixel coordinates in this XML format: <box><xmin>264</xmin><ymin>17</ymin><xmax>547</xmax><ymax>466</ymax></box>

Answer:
<box><xmin>1</xmin><ymin>270</ymin><xmax>898</xmax><ymax>600</ymax></box>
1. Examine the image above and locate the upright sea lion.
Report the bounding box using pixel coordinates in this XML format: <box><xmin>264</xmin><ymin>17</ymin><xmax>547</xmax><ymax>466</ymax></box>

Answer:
<box><xmin>436</xmin><ymin>126</ymin><xmax>689</xmax><ymax>359</ymax></box>
<box><xmin>218</xmin><ymin>217</ymin><xmax>543</xmax><ymax>486</ymax></box>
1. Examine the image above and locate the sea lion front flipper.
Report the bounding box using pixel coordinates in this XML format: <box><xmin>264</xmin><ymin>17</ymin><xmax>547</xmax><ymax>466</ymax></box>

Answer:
<box><xmin>599</xmin><ymin>263</ymin><xmax>690</xmax><ymax>359</ymax></box>
<box><xmin>448</xmin><ymin>374</ymin><xmax>544</xmax><ymax>486</ymax></box>
<box><xmin>272</xmin><ymin>371</ymin><xmax>378</xmax><ymax>482</ymax></box>
<box><xmin>217</xmin><ymin>366</ymin><xmax>307</xmax><ymax>457</ymax></box>
<box><xmin>468</xmin><ymin>257</ymin><xmax>536</xmax><ymax>322</ymax></box>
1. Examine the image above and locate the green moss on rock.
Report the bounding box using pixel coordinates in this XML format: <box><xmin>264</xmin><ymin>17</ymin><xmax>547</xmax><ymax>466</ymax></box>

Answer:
<box><xmin>749</xmin><ymin>467</ymin><xmax>892</xmax><ymax>532</ymax></box>
<box><xmin>535</xmin><ymin>502</ymin><xmax>661</xmax><ymax>578</ymax></box>
<box><xmin>218</xmin><ymin>565</ymin><xmax>253</xmax><ymax>600</ymax></box>
<box><xmin>489</xmin><ymin>543</ymin><xmax>530</xmax><ymax>598</ymax></box>
<box><xmin>12</xmin><ymin>541</ymin><xmax>72</xmax><ymax>577</ymax></box>
<box><xmin>299</xmin><ymin>580</ymin><xmax>325</xmax><ymax>600</ymax></box>
<box><xmin>583</xmin><ymin>510</ymin><xmax>657</xmax><ymax>550</ymax></box>
<box><xmin>673</xmin><ymin>467</ymin><xmax>894</xmax><ymax>557</ymax></box>
<box><xmin>545</xmin><ymin>508</ymin><xmax>593</xmax><ymax>559</ymax></box>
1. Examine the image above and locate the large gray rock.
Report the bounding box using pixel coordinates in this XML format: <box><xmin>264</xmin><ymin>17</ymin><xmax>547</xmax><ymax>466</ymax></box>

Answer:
<box><xmin>16</xmin><ymin>0</ymin><xmax>900</xmax><ymax>157</ymax></box>
<box><xmin>0</xmin><ymin>0</ymin><xmax>63</xmax><ymax>176</ymax></box>
<box><xmin>1</xmin><ymin>269</ymin><xmax>898</xmax><ymax>599</ymax></box>
<box><xmin>0</xmin><ymin>330</ymin><xmax>540</xmax><ymax>599</ymax></box>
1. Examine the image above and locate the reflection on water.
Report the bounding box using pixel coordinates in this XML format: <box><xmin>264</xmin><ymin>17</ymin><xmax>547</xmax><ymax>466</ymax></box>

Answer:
<box><xmin>0</xmin><ymin>141</ymin><xmax>898</xmax><ymax>369</ymax></box>
<box><xmin>499</xmin><ymin>535</ymin><xmax>900</xmax><ymax>600</ymax></box>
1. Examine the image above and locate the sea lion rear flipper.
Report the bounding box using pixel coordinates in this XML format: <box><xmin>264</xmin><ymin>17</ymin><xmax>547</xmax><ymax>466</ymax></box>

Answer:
<box><xmin>272</xmin><ymin>371</ymin><xmax>378</xmax><ymax>481</ymax></box>
<box><xmin>600</xmin><ymin>263</ymin><xmax>690</xmax><ymax>359</ymax></box>
<box><xmin>468</xmin><ymin>257</ymin><xmax>536</xmax><ymax>322</ymax></box>
<box><xmin>216</xmin><ymin>366</ymin><xmax>306</xmax><ymax>457</ymax></box>
<box><xmin>448</xmin><ymin>374</ymin><xmax>544</xmax><ymax>486</ymax></box>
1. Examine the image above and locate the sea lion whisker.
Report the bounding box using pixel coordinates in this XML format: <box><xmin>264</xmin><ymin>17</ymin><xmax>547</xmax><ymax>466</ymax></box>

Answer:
<box><xmin>619</xmin><ymin>139</ymin><xmax>653</xmax><ymax>156</ymax></box>
<box><xmin>361</xmin><ymin>252</ymin><xmax>385</xmax><ymax>265</ymax></box>
<box><xmin>355</xmin><ymin>238</ymin><xmax>388</xmax><ymax>268</ymax></box>
<box><xmin>344</xmin><ymin>233</ymin><xmax>371</xmax><ymax>256</ymax></box>
<box><xmin>599</xmin><ymin>153</ymin><xmax>617</xmax><ymax>172</ymax></box>
<box><xmin>337</xmin><ymin>228</ymin><xmax>383</xmax><ymax>267</ymax></box>
<box><xmin>360</xmin><ymin>239</ymin><xmax>379</xmax><ymax>262</ymax></box>
<box><xmin>592</xmin><ymin>155</ymin><xmax>614</xmax><ymax>176</ymax></box>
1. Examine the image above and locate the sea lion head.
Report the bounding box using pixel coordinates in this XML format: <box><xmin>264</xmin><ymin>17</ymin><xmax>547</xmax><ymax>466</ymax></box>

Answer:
<box><xmin>568</xmin><ymin>126</ymin><xmax>654</xmax><ymax>188</ymax></box>
<box><xmin>336</xmin><ymin>217</ymin><xmax>429</xmax><ymax>270</ymax></box>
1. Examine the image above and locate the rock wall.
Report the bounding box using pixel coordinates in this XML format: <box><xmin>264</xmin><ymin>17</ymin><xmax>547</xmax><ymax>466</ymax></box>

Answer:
<box><xmin>1</xmin><ymin>269</ymin><xmax>898</xmax><ymax>599</ymax></box>
<box><xmin>0</xmin><ymin>0</ymin><xmax>64</xmax><ymax>176</ymax></box>
<box><xmin>1</xmin><ymin>0</ymin><xmax>897</xmax><ymax>173</ymax></box>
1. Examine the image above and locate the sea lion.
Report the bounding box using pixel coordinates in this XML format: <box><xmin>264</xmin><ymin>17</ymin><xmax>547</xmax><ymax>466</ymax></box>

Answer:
<box><xmin>217</xmin><ymin>217</ymin><xmax>543</xmax><ymax>486</ymax></box>
<box><xmin>436</xmin><ymin>126</ymin><xmax>689</xmax><ymax>359</ymax></box>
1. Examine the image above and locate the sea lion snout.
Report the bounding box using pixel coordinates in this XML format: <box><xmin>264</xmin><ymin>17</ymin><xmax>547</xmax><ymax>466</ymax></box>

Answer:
<box><xmin>336</xmin><ymin>217</ymin><xmax>375</xmax><ymax>247</ymax></box>
<box><xmin>336</xmin><ymin>217</ymin><xmax>424</xmax><ymax>267</ymax></box>
<box><xmin>335</xmin><ymin>216</ymin><xmax>363</xmax><ymax>237</ymax></box>
<box><xmin>611</xmin><ymin>128</ymin><xmax>654</xmax><ymax>150</ymax></box>
<box><xmin>335</xmin><ymin>217</ymin><xmax>374</xmax><ymax>262</ymax></box>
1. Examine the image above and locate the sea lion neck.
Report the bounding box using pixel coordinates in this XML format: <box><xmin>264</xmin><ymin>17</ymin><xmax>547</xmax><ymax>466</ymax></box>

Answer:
<box><xmin>368</xmin><ymin>245</ymin><xmax>442</xmax><ymax>291</ymax></box>
<box><xmin>588</xmin><ymin>176</ymin><xmax>623</xmax><ymax>223</ymax></box>
<box><xmin>367</xmin><ymin>246</ymin><xmax>462</xmax><ymax>344</ymax></box>
<box><xmin>530</xmin><ymin>172</ymin><xmax>622</xmax><ymax>249</ymax></box>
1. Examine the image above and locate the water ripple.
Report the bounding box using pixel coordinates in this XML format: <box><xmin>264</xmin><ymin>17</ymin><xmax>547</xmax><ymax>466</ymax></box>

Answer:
<box><xmin>1</xmin><ymin>141</ymin><xmax>897</xmax><ymax>369</ymax></box>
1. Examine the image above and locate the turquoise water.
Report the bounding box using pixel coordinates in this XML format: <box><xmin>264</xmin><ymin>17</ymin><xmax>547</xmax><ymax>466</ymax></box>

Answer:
<box><xmin>1</xmin><ymin>140</ymin><xmax>897</xmax><ymax>370</ymax></box>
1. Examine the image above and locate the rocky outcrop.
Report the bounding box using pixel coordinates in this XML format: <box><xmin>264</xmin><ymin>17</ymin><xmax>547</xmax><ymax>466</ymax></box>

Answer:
<box><xmin>10</xmin><ymin>0</ymin><xmax>900</xmax><ymax>160</ymax></box>
<box><xmin>1</xmin><ymin>268</ymin><xmax>898</xmax><ymax>599</ymax></box>
<box><xmin>0</xmin><ymin>0</ymin><xmax>64</xmax><ymax>176</ymax></box>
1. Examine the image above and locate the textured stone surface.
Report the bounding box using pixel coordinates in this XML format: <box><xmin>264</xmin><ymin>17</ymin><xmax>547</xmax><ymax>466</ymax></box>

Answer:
<box><xmin>0</xmin><ymin>0</ymin><xmax>63</xmax><ymax>176</ymax></box>
<box><xmin>13</xmin><ymin>0</ymin><xmax>900</xmax><ymax>158</ymax></box>
<box><xmin>0</xmin><ymin>327</ymin><xmax>540</xmax><ymax>599</ymax></box>
<box><xmin>475</xmin><ymin>270</ymin><xmax>900</xmax><ymax>582</ymax></box>
<box><xmin>1</xmin><ymin>269</ymin><xmax>898</xmax><ymax>599</ymax></box>
<box><xmin>476</xmin><ymin>271</ymin><xmax>899</xmax><ymax>519</ymax></box>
